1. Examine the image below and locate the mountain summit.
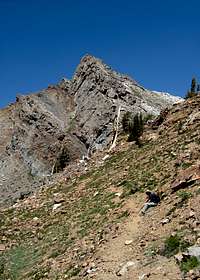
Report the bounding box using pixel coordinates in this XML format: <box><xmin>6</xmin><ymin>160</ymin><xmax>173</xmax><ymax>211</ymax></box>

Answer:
<box><xmin>0</xmin><ymin>55</ymin><xmax>182</xmax><ymax>205</ymax></box>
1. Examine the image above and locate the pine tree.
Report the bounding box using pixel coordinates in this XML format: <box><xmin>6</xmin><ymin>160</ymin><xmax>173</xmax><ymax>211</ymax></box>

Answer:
<box><xmin>128</xmin><ymin>113</ymin><xmax>144</xmax><ymax>145</ymax></box>
<box><xmin>122</xmin><ymin>112</ymin><xmax>133</xmax><ymax>133</ymax></box>
<box><xmin>191</xmin><ymin>77</ymin><xmax>196</xmax><ymax>93</ymax></box>
<box><xmin>185</xmin><ymin>77</ymin><xmax>198</xmax><ymax>99</ymax></box>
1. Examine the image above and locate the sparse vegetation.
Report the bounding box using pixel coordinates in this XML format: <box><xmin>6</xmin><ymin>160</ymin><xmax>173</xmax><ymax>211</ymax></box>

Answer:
<box><xmin>0</xmin><ymin>245</ymin><xmax>42</xmax><ymax>280</ymax></box>
<box><xmin>53</xmin><ymin>146</ymin><xmax>70</xmax><ymax>173</ymax></box>
<box><xmin>64</xmin><ymin>266</ymin><xmax>81</xmax><ymax>278</ymax></box>
<box><xmin>177</xmin><ymin>190</ymin><xmax>193</xmax><ymax>202</ymax></box>
<box><xmin>144</xmin><ymin>244</ymin><xmax>158</xmax><ymax>257</ymax></box>
<box><xmin>162</xmin><ymin>235</ymin><xmax>181</xmax><ymax>257</ymax></box>
<box><xmin>162</xmin><ymin>234</ymin><xmax>190</xmax><ymax>257</ymax></box>
<box><xmin>118</xmin><ymin>180</ymin><xmax>139</xmax><ymax>198</ymax></box>
<box><xmin>180</xmin><ymin>256</ymin><xmax>200</xmax><ymax>272</ymax></box>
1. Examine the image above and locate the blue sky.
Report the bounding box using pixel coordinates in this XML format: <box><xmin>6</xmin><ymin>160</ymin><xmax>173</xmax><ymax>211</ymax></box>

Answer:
<box><xmin>0</xmin><ymin>0</ymin><xmax>200</xmax><ymax>108</ymax></box>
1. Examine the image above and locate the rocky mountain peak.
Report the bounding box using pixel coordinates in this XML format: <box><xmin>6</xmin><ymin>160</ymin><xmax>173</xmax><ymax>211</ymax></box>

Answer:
<box><xmin>0</xmin><ymin>55</ymin><xmax>183</xmax><ymax>205</ymax></box>
<box><xmin>71</xmin><ymin>55</ymin><xmax>182</xmax><ymax>151</ymax></box>
<box><xmin>72</xmin><ymin>54</ymin><xmax>138</xmax><ymax>92</ymax></box>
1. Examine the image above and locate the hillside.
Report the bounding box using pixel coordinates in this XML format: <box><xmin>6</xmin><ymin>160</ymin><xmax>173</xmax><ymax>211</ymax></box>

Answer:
<box><xmin>1</xmin><ymin>95</ymin><xmax>200</xmax><ymax>280</ymax></box>
<box><xmin>0</xmin><ymin>55</ymin><xmax>182</xmax><ymax>206</ymax></box>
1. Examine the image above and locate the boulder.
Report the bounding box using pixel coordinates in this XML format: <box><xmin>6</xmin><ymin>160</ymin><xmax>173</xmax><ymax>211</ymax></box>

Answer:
<box><xmin>187</xmin><ymin>246</ymin><xmax>200</xmax><ymax>261</ymax></box>
<box><xmin>116</xmin><ymin>261</ymin><xmax>137</xmax><ymax>276</ymax></box>
<box><xmin>171</xmin><ymin>165</ymin><xmax>200</xmax><ymax>193</ymax></box>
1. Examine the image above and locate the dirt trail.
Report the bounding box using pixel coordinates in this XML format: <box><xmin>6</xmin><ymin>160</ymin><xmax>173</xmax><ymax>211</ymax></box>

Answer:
<box><xmin>95</xmin><ymin>198</ymin><xmax>142</xmax><ymax>280</ymax></box>
<box><xmin>94</xmin><ymin>196</ymin><xmax>182</xmax><ymax>280</ymax></box>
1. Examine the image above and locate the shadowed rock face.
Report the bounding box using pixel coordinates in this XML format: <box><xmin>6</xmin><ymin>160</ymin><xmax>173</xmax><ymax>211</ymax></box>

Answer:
<box><xmin>0</xmin><ymin>55</ymin><xmax>182</xmax><ymax>205</ymax></box>
<box><xmin>0</xmin><ymin>86</ymin><xmax>87</xmax><ymax>205</ymax></box>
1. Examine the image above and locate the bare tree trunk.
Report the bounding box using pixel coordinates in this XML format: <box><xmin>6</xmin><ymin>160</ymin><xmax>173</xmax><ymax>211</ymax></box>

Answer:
<box><xmin>109</xmin><ymin>104</ymin><xmax>121</xmax><ymax>151</ymax></box>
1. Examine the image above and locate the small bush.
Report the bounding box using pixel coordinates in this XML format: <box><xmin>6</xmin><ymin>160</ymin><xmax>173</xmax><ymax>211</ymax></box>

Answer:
<box><xmin>163</xmin><ymin>235</ymin><xmax>181</xmax><ymax>257</ymax></box>
<box><xmin>118</xmin><ymin>180</ymin><xmax>138</xmax><ymax>198</ymax></box>
<box><xmin>162</xmin><ymin>234</ymin><xmax>190</xmax><ymax>257</ymax></box>
<box><xmin>177</xmin><ymin>191</ymin><xmax>193</xmax><ymax>202</ymax></box>
<box><xmin>65</xmin><ymin>266</ymin><xmax>81</xmax><ymax>277</ymax></box>
<box><xmin>53</xmin><ymin>147</ymin><xmax>70</xmax><ymax>173</ymax></box>
<box><xmin>180</xmin><ymin>256</ymin><xmax>199</xmax><ymax>272</ymax></box>
<box><xmin>145</xmin><ymin>245</ymin><xmax>157</xmax><ymax>257</ymax></box>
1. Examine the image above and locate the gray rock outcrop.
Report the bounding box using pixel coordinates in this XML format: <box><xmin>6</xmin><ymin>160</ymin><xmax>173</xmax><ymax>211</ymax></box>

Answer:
<box><xmin>71</xmin><ymin>55</ymin><xmax>182</xmax><ymax>151</ymax></box>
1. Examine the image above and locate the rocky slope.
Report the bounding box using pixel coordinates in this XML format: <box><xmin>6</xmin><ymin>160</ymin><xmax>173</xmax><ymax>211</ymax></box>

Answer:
<box><xmin>1</xmin><ymin>95</ymin><xmax>200</xmax><ymax>280</ymax></box>
<box><xmin>0</xmin><ymin>55</ymin><xmax>182</xmax><ymax>205</ymax></box>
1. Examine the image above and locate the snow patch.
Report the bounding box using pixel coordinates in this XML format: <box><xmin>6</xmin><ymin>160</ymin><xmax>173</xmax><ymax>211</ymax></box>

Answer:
<box><xmin>152</xmin><ymin>91</ymin><xmax>183</xmax><ymax>104</ymax></box>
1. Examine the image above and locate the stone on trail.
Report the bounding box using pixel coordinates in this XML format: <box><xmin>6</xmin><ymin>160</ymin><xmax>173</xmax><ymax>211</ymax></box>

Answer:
<box><xmin>116</xmin><ymin>261</ymin><xmax>137</xmax><ymax>276</ymax></box>
<box><xmin>115</xmin><ymin>192</ymin><xmax>122</xmax><ymax>197</ymax></box>
<box><xmin>52</xmin><ymin>203</ymin><xmax>62</xmax><ymax>211</ymax></box>
<box><xmin>102</xmin><ymin>154</ymin><xmax>109</xmax><ymax>161</ymax></box>
<box><xmin>124</xmin><ymin>240</ymin><xmax>133</xmax><ymax>245</ymax></box>
<box><xmin>174</xmin><ymin>252</ymin><xmax>184</xmax><ymax>262</ymax></box>
<box><xmin>0</xmin><ymin>244</ymin><xmax>6</xmax><ymax>251</ymax></box>
<box><xmin>139</xmin><ymin>274</ymin><xmax>147</xmax><ymax>280</ymax></box>
<box><xmin>86</xmin><ymin>267</ymin><xmax>97</xmax><ymax>274</ymax></box>
<box><xmin>161</xmin><ymin>218</ymin><xmax>170</xmax><ymax>225</ymax></box>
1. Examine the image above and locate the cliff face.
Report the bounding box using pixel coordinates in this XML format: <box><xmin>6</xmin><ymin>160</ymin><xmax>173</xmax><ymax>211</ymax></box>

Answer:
<box><xmin>0</xmin><ymin>55</ymin><xmax>182</xmax><ymax>205</ymax></box>
<box><xmin>0</xmin><ymin>87</ymin><xmax>87</xmax><ymax>205</ymax></box>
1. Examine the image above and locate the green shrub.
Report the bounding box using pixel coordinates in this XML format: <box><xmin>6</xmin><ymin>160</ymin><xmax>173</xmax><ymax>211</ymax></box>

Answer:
<box><xmin>118</xmin><ymin>180</ymin><xmax>138</xmax><ymax>198</ymax></box>
<box><xmin>180</xmin><ymin>256</ymin><xmax>200</xmax><ymax>272</ymax></box>
<box><xmin>177</xmin><ymin>191</ymin><xmax>193</xmax><ymax>202</ymax></box>
<box><xmin>163</xmin><ymin>235</ymin><xmax>181</xmax><ymax>257</ymax></box>
<box><xmin>53</xmin><ymin>147</ymin><xmax>70</xmax><ymax>173</ymax></box>
<box><xmin>65</xmin><ymin>266</ymin><xmax>81</xmax><ymax>277</ymax></box>
<box><xmin>144</xmin><ymin>244</ymin><xmax>157</xmax><ymax>257</ymax></box>
<box><xmin>162</xmin><ymin>234</ymin><xmax>190</xmax><ymax>257</ymax></box>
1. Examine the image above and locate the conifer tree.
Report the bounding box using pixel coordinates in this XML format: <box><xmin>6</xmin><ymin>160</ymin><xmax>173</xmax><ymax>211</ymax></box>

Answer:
<box><xmin>128</xmin><ymin>113</ymin><xmax>144</xmax><ymax>145</ymax></box>
<box><xmin>185</xmin><ymin>77</ymin><xmax>198</xmax><ymax>99</ymax></box>
<box><xmin>191</xmin><ymin>77</ymin><xmax>196</xmax><ymax>93</ymax></box>
<box><xmin>122</xmin><ymin>112</ymin><xmax>132</xmax><ymax>133</ymax></box>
